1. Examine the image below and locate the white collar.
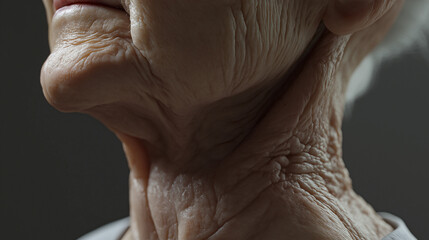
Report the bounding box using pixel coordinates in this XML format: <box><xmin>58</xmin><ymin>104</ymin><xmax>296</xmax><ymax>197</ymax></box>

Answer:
<box><xmin>78</xmin><ymin>213</ymin><xmax>416</xmax><ymax>240</ymax></box>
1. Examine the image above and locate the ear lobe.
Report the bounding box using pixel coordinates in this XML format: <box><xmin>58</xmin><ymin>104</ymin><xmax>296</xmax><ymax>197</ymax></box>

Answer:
<box><xmin>323</xmin><ymin>0</ymin><xmax>399</xmax><ymax>35</ymax></box>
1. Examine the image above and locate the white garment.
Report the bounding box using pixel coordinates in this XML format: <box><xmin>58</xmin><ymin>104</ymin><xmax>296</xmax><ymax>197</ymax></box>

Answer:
<box><xmin>379</xmin><ymin>213</ymin><xmax>417</xmax><ymax>240</ymax></box>
<box><xmin>78</xmin><ymin>218</ymin><xmax>129</xmax><ymax>240</ymax></box>
<box><xmin>78</xmin><ymin>213</ymin><xmax>416</xmax><ymax>240</ymax></box>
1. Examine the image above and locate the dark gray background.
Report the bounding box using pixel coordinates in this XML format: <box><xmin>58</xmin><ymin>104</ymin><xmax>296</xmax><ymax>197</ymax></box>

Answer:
<box><xmin>1</xmin><ymin>2</ymin><xmax>428</xmax><ymax>240</ymax></box>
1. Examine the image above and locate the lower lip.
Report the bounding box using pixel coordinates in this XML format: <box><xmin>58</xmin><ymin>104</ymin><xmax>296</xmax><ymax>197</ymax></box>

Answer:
<box><xmin>54</xmin><ymin>0</ymin><xmax>120</xmax><ymax>11</ymax></box>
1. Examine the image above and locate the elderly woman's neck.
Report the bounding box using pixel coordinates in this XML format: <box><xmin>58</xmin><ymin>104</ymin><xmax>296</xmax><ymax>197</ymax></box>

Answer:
<box><xmin>120</xmin><ymin>32</ymin><xmax>393</xmax><ymax>240</ymax></box>
<box><xmin>140</xmin><ymin>26</ymin><xmax>327</xmax><ymax>167</ymax></box>
<box><xmin>145</xmin><ymin>80</ymin><xmax>286</xmax><ymax>169</ymax></box>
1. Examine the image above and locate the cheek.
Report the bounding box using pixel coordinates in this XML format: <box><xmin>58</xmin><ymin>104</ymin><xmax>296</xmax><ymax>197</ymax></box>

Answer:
<box><xmin>129</xmin><ymin>0</ymin><xmax>238</xmax><ymax>102</ymax></box>
<box><xmin>128</xmin><ymin>0</ymin><xmax>325</xmax><ymax>103</ymax></box>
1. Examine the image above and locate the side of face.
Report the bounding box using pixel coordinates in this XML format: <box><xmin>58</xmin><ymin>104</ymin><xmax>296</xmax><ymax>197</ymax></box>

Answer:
<box><xmin>41</xmin><ymin>0</ymin><xmax>325</xmax><ymax>114</ymax></box>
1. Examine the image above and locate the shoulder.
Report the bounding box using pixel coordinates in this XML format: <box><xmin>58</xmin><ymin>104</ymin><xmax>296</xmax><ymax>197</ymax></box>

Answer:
<box><xmin>78</xmin><ymin>217</ymin><xmax>130</xmax><ymax>240</ymax></box>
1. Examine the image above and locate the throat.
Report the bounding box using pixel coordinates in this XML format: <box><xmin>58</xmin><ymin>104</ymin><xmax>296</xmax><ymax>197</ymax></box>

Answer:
<box><xmin>123</xmin><ymin>28</ymin><xmax>393</xmax><ymax>240</ymax></box>
<box><xmin>143</xmin><ymin>25</ymin><xmax>326</xmax><ymax>171</ymax></box>
<box><xmin>164</xmin><ymin>81</ymin><xmax>289</xmax><ymax>171</ymax></box>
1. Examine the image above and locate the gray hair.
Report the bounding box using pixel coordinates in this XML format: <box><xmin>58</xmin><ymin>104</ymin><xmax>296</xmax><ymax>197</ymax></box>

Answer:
<box><xmin>346</xmin><ymin>0</ymin><xmax>429</xmax><ymax>106</ymax></box>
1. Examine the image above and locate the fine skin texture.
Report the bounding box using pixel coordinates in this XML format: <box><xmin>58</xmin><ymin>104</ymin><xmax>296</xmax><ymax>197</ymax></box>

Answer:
<box><xmin>41</xmin><ymin>0</ymin><xmax>404</xmax><ymax>239</ymax></box>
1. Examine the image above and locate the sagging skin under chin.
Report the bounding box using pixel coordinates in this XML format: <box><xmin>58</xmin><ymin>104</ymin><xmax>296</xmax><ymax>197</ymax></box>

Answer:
<box><xmin>40</xmin><ymin>0</ymin><xmax>405</xmax><ymax>239</ymax></box>
<box><xmin>112</xmin><ymin>30</ymin><xmax>393</xmax><ymax>240</ymax></box>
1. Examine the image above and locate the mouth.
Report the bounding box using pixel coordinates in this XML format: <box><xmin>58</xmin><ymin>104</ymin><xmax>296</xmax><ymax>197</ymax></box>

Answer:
<box><xmin>53</xmin><ymin>0</ymin><xmax>124</xmax><ymax>11</ymax></box>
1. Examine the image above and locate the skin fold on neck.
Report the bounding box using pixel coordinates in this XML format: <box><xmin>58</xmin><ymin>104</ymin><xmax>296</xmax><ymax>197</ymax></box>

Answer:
<box><xmin>115</xmin><ymin>27</ymin><xmax>394</xmax><ymax>240</ymax></box>
<box><xmin>38</xmin><ymin>0</ymin><xmax>407</xmax><ymax>239</ymax></box>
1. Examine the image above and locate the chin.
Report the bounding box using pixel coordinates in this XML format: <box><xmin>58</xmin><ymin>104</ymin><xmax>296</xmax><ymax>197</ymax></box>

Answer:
<box><xmin>41</xmin><ymin>4</ymin><xmax>135</xmax><ymax>112</ymax></box>
<box><xmin>41</xmin><ymin>43</ymin><xmax>142</xmax><ymax>113</ymax></box>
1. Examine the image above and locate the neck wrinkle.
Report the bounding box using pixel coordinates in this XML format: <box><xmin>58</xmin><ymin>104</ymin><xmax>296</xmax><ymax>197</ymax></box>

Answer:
<box><xmin>127</xmin><ymin>31</ymin><xmax>392</xmax><ymax>240</ymax></box>
<box><xmin>143</xmin><ymin>25</ymin><xmax>327</xmax><ymax>172</ymax></box>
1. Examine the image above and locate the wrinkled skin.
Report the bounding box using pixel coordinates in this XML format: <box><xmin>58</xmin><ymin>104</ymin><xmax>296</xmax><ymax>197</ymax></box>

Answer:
<box><xmin>41</xmin><ymin>0</ymin><xmax>404</xmax><ymax>239</ymax></box>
